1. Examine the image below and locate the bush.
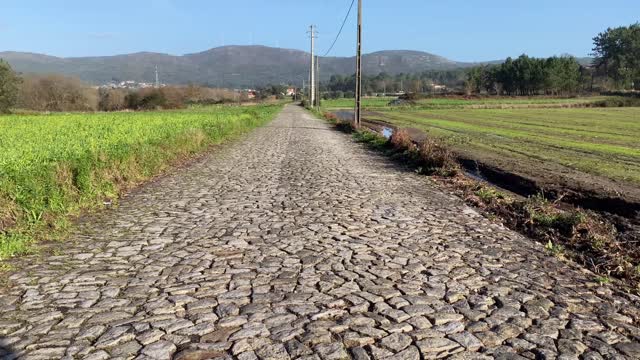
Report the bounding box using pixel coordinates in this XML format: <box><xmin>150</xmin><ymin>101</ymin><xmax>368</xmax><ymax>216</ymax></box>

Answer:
<box><xmin>417</xmin><ymin>138</ymin><xmax>460</xmax><ymax>176</ymax></box>
<box><xmin>124</xmin><ymin>89</ymin><xmax>169</xmax><ymax>110</ymax></box>
<box><xmin>399</xmin><ymin>92</ymin><xmax>424</xmax><ymax>101</ymax></box>
<box><xmin>181</xmin><ymin>85</ymin><xmax>236</xmax><ymax>105</ymax></box>
<box><xmin>591</xmin><ymin>97</ymin><xmax>640</xmax><ymax>107</ymax></box>
<box><xmin>98</xmin><ymin>89</ymin><xmax>127</xmax><ymax>111</ymax></box>
<box><xmin>390</xmin><ymin>129</ymin><xmax>414</xmax><ymax>150</ymax></box>
<box><xmin>125</xmin><ymin>92</ymin><xmax>141</xmax><ymax>109</ymax></box>
<box><xmin>18</xmin><ymin>74</ymin><xmax>98</xmax><ymax>112</ymax></box>
<box><xmin>0</xmin><ymin>60</ymin><xmax>20</xmax><ymax>113</ymax></box>
<box><xmin>138</xmin><ymin>90</ymin><xmax>167</xmax><ymax>110</ymax></box>
<box><xmin>106</xmin><ymin>85</ymin><xmax>238</xmax><ymax>112</ymax></box>
<box><xmin>323</xmin><ymin>112</ymin><xmax>338</xmax><ymax>122</ymax></box>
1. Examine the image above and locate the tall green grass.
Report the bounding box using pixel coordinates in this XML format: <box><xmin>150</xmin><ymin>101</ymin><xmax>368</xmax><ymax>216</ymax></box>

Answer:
<box><xmin>0</xmin><ymin>105</ymin><xmax>281</xmax><ymax>259</ymax></box>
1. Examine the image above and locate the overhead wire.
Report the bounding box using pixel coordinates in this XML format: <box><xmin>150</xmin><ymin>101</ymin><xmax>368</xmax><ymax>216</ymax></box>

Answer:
<box><xmin>322</xmin><ymin>0</ymin><xmax>356</xmax><ymax>57</ymax></box>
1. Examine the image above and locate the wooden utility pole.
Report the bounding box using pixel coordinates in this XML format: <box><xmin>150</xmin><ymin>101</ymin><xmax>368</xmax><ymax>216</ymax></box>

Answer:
<box><xmin>309</xmin><ymin>25</ymin><xmax>317</xmax><ymax>106</ymax></box>
<box><xmin>354</xmin><ymin>0</ymin><xmax>362</xmax><ymax>128</ymax></box>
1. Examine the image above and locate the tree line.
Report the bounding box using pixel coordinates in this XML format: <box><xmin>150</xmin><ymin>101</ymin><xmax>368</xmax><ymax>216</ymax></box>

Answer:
<box><xmin>463</xmin><ymin>23</ymin><xmax>639</xmax><ymax>96</ymax></box>
<box><xmin>322</xmin><ymin>69</ymin><xmax>467</xmax><ymax>98</ymax></box>
<box><xmin>592</xmin><ymin>22</ymin><xmax>640</xmax><ymax>89</ymax></box>
<box><xmin>464</xmin><ymin>55</ymin><xmax>585</xmax><ymax>96</ymax></box>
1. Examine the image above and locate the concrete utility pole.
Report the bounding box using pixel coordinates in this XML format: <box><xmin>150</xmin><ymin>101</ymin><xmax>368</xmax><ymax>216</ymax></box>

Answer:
<box><xmin>354</xmin><ymin>0</ymin><xmax>362</xmax><ymax>128</ymax></box>
<box><xmin>308</xmin><ymin>25</ymin><xmax>317</xmax><ymax>106</ymax></box>
<box><xmin>155</xmin><ymin>65</ymin><xmax>160</xmax><ymax>88</ymax></box>
<box><xmin>316</xmin><ymin>55</ymin><xmax>320</xmax><ymax>109</ymax></box>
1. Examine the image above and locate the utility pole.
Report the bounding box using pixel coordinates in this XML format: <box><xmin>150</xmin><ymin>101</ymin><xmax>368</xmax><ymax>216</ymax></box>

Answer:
<box><xmin>155</xmin><ymin>65</ymin><xmax>159</xmax><ymax>88</ymax></box>
<box><xmin>354</xmin><ymin>0</ymin><xmax>362</xmax><ymax>128</ymax></box>
<box><xmin>316</xmin><ymin>55</ymin><xmax>320</xmax><ymax>109</ymax></box>
<box><xmin>308</xmin><ymin>25</ymin><xmax>317</xmax><ymax>107</ymax></box>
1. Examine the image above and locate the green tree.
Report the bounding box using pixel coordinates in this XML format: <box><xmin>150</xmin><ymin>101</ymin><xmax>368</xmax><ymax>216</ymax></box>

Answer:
<box><xmin>0</xmin><ymin>59</ymin><xmax>21</xmax><ymax>113</ymax></box>
<box><xmin>592</xmin><ymin>23</ymin><xmax>640</xmax><ymax>89</ymax></box>
<box><xmin>466</xmin><ymin>55</ymin><xmax>582</xmax><ymax>96</ymax></box>
<box><xmin>545</xmin><ymin>56</ymin><xmax>581</xmax><ymax>95</ymax></box>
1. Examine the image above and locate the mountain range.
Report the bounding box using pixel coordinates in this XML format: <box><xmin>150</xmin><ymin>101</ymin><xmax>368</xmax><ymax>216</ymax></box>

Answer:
<box><xmin>0</xmin><ymin>46</ymin><xmax>592</xmax><ymax>87</ymax></box>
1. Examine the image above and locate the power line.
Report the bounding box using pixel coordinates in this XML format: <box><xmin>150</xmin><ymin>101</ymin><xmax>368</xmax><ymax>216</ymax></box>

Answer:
<box><xmin>322</xmin><ymin>0</ymin><xmax>356</xmax><ymax>57</ymax></box>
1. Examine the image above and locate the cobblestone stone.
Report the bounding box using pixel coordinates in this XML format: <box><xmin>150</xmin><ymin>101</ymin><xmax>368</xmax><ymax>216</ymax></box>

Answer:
<box><xmin>1</xmin><ymin>105</ymin><xmax>639</xmax><ymax>359</ymax></box>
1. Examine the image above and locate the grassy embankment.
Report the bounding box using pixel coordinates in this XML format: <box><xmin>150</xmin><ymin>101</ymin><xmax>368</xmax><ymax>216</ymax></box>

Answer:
<box><xmin>0</xmin><ymin>105</ymin><xmax>281</xmax><ymax>260</ymax></box>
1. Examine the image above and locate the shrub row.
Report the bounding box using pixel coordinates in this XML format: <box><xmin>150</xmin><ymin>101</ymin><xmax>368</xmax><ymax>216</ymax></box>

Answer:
<box><xmin>15</xmin><ymin>74</ymin><xmax>239</xmax><ymax>112</ymax></box>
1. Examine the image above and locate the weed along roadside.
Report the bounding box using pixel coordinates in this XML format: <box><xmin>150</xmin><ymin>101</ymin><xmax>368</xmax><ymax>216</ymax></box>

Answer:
<box><xmin>314</xmin><ymin>107</ymin><xmax>640</xmax><ymax>292</ymax></box>
<box><xmin>0</xmin><ymin>104</ymin><xmax>282</xmax><ymax>261</ymax></box>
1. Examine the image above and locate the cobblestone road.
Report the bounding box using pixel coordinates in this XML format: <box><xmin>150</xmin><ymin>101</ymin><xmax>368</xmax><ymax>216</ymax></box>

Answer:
<box><xmin>2</xmin><ymin>105</ymin><xmax>640</xmax><ymax>360</ymax></box>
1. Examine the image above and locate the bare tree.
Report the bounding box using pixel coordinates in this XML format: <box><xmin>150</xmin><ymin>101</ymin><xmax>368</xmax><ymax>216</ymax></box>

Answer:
<box><xmin>18</xmin><ymin>74</ymin><xmax>98</xmax><ymax>112</ymax></box>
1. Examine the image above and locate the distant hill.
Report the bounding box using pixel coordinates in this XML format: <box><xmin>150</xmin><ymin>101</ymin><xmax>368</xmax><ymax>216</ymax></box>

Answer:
<box><xmin>0</xmin><ymin>46</ymin><xmax>475</xmax><ymax>87</ymax></box>
<box><xmin>0</xmin><ymin>46</ymin><xmax>593</xmax><ymax>87</ymax></box>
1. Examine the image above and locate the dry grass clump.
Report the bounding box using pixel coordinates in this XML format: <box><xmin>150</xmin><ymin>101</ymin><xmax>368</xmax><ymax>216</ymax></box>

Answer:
<box><xmin>323</xmin><ymin>112</ymin><xmax>356</xmax><ymax>133</ymax></box>
<box><xmin>390</xmin><ymin>129</ymin><xmax>415</xmax><ymax>151</ymax></box>
<box><xmin>417</xmin><ymin>138</ymin><xmax>460</xmax><ymax>176</ymax></box>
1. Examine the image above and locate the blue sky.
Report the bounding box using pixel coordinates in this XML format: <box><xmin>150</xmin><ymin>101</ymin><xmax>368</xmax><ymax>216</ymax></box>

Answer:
<box><xmin>0</xmin><ymin>0</ymin><xmax>638</xmax><ymax>61</ymax></box>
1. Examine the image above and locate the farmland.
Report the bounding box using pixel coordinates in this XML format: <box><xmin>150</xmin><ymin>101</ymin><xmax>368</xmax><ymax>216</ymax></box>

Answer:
<box><xmin>324</xmin><ymin>97</ymin><xmax>640</xmax><ymax>202</ymax></box>
<box><xmin>0</xmin><ymin>105</ymin><xmax>281</xmax><ymax>259</ymax></box>
<box><xmin>368</xmin><ymin>108</ymin><xmax>640</xmax><ymax>183</ymax></box>
<box><xmin>322</xmin><ymin>96</ymin><xmax>611</xmax><ymax>110</ymax></box>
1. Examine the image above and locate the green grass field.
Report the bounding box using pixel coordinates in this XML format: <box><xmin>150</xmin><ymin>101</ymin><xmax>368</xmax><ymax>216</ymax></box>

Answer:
<box><xmin>322</xmin><ymin>97</ymin><xmax>396</xmax><ymax>110</ymax></box>
<box><xmin>323</xmin><ymin>97</ymin><xmax>640</xmax><ymax>186</ymax></box>
<box><xmin>0</xmin><ymin>105</ymin><xmax>281</xmax><ymax>259</ymax></box>
<box><xmin>369</xmin><ymin>107</ymin><xmax>640</xmax><ymax>184</ymax></box>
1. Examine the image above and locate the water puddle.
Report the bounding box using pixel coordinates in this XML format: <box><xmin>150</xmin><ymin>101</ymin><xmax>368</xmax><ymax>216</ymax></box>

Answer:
<box><xmin>330</xmin><ymin>111</ymin><xmax>394</xmax><ymax>140</ymax></box>
<box><xmin>333</xmin><ymin>110</ymin><xmax>354</xmax><ymax>121</ymax></box>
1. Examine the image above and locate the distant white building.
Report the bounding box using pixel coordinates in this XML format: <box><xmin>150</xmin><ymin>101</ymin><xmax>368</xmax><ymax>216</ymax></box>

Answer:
<box><xmin>99</xmin><ymin>80</ymin><xmax>163</xmax><ymax>90</ymax></box>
